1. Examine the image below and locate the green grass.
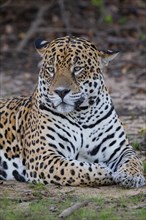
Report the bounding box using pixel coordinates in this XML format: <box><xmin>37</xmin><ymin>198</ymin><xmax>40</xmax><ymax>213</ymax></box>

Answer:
<box><xmin>132</xmin><ymin>141</ymin><xmax>141</xmax><ymax>151</ymax></box>
<box><xmin>143</xmin><ymin>162</ymin><xmax>146</xmax><ymax>173</ymax></box>
<box><xmin>1</xmin><ymin>189</ymin><xmax>145</xmax><ymax>220</ymax></box>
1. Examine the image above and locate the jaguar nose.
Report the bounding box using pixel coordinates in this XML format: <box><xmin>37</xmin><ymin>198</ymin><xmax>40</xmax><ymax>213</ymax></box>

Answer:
<box><xmin>54</xmin><ymin>89</ymin><xmax>70</xmax><ymax>99</ymax></box>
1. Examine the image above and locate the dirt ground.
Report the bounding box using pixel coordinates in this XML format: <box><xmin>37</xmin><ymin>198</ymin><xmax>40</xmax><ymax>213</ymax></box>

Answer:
<box><xmin>0</xmin><ymin>181</ymin><xmax>146</xmax><ymax>200</ymax></box>
<box><xmin>0</xmin><ymin>0</ymin><xmax>146</xmax><ymax>203</ymax></box>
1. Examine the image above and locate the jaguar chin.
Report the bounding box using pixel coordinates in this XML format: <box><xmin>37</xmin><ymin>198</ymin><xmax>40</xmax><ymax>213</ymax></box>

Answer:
<box><xmin>54</xmin><ymin>102</ymin><xmax>75</xmax><ymax>114</ymax></box>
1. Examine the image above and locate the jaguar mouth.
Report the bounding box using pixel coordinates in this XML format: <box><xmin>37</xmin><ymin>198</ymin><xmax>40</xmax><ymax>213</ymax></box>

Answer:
<box><xmin>45</xmin><ymin>96</ymin><xmax>85</xmax><ymax>113</ymax></box>
<box><xmin>53</xmin><ymin>97</ymin><xmax>85</xmax><ymax>113</ymax></box>
<box><xmin>54</xmin><ymin>102</ymin><xmax>75</xmax><ymax>113</ymax></box>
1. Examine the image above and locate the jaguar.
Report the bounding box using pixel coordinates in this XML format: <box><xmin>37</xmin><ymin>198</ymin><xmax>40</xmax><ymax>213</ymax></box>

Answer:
<box><xmin>0</xmin><ymin>36</ymin><xmax>145</xmax><ymax>188</ymax></box>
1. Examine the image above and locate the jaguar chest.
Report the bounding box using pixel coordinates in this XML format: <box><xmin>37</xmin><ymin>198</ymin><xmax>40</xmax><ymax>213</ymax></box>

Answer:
<box><xmin>34</xmin><ymin>113</ymin><xmax>112</xmax><ymax>163</ymax></box>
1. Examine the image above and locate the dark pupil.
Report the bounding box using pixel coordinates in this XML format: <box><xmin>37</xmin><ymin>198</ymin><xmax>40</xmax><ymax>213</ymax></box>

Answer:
<box><xmin>49</xmin><ymin>67</ymin><xmax>53</xmax><ymax>72</ymax></box>
<box><xmin>75</xmin><ymin>67</ymin><xmax>80</xmax><ymax>71</ymax></box>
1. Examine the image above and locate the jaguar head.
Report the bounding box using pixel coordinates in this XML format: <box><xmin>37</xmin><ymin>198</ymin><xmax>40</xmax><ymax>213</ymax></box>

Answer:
<box><xmin>35</xmin><ymin>36</ymin><xmax>118</xmax><ymax>114</ymax></box>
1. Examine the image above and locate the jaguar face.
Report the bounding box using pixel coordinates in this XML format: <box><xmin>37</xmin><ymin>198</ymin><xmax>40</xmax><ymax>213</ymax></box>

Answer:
<box><xmin>35</xmin><ymin>36</ymin><xmax>118</xmax><ymax>114</ymax></box>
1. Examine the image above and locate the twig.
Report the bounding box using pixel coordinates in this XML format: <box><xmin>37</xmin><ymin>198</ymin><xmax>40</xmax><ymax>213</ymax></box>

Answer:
<box><xmin>16</xmin><ymin>1</ymin><xmax>54</xmax><ymax>52</ymax></box>
<box><xmin>38</xmin><ymin>27</ymin><xmax>92</xmax><ymax>35</ymax></box>
<box><xmin>107</xmin><ymin>36</ymin><xmax>129</xmax><ymax>44</ymax></box>
<box><xmin>0</xmin><ymin>0</ymin><xmax>11</xmax><ymax>8</ymax></box>
<box><xmin>58</xmin><ymin>0</ymin><xmax>70</xmax><ymax>35</ymax></box>
<box><xmin>131</xmin><ymin>204</ymin><xmax>146</xmax><ymax>209</ymax></box>
<box><xmin>59</xmin><ymin>200</ymin><xmax>90</xmax><ymax>218</ymax></box>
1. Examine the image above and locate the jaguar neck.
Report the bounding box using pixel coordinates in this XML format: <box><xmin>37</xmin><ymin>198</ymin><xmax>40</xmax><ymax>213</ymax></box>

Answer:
<box><xmin>69</xmin><ymin>90</ymin><xmax>115</xmax><ymax>127</ymax></box>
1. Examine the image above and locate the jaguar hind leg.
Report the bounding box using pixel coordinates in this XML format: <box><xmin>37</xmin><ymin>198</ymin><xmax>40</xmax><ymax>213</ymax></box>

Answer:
<box><xmin>112</xmin><ymin>155</ymin><xmax>145</xmax><ymax>188</ymax></box>
<box><xmin>0</xmin><ymin>151</ymin><xmax>26</xmax><ymax>182</ymax></box>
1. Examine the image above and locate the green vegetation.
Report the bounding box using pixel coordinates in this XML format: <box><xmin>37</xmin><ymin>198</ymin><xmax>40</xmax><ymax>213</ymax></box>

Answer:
<box><xmin>139</xmin><ymin>128</ymin><xmax>146</xmax><ymax>137</ymax></box>
<box><xmin>104</xmin><ymin>15</ymin><xmax>113</xmax><ymax>24</ymax></box>
<box><xmin>91</xmin><ymin>0</ymin><xmax>113</xmax><ymax>24</ymax></box>
<box><xmin>91</xmin><ymin>0</ymin><xmax>103</xmax><ymax>8</ymax></box>
<box><xmin>143</xmin><ymin>162</ymin><xmax>146</xmax><ymax>173</ymax></box>
<box><xmin>0</xmin><ymin>184</ymin><xmax>145</xmax><ymax>220</ymax></box>
<box><xmin>132</xmin><ymin>141</ymin><xmax>141</xmax><ymax>151</ymax></box>
<box><xmin>118</xmin><ymin>16</ymin><xmax>127</xmax><ymax>24</ymax></box>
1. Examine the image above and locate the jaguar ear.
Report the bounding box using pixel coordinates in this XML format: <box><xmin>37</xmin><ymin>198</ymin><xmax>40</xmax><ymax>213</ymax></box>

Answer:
<box><xmin>35</xmin><ymin>38</ymin><xmax>49</xmax><ymax>57</ymax></box>
<box><xmin>98</xmin><ymin>50</ymin><xmax>119</xmax><ymax>66</ymax></box>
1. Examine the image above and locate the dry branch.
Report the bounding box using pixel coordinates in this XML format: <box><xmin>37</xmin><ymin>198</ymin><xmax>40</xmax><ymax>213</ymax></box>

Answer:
<box><xmin>59</xmin><ymin>200</ymin><xmax>90</xmax><ymax>218</ymax></box>
<box><xmin>0</xmin><ymin>0</ymin><xmax>11</xmax><ymax>8</ymax></box>
<box><xmin>58</xmin><ymin>0</ymin><xmax>70</xmax><ymax>35</ymax></box>
<box><xmin>38</xmin><ymin>27</ymin><xmax>91</xmax><ymax>34</ymax></box>
<box><xmin>16</xmin><ymin>1</ymin><xmax>54</xmax><ymax>52</ymax></box>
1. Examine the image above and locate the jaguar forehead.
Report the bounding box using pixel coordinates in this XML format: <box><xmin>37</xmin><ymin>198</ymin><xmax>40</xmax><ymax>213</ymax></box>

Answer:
<box><xmin>49</xmin><ymin>36</ymin><xmax>96</xmax><ymax>52</ymax></box>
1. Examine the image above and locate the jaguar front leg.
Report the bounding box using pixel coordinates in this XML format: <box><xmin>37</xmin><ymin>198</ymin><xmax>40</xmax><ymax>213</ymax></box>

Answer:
<box><xmin>26</xmin><ymin>150</ymin><xmax>114</xmax><ymax>186</ymax></box>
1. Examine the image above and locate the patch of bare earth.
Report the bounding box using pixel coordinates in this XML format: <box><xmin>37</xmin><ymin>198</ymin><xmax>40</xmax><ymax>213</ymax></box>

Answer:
<box><xmin>0</xmin><ymin>181</ymin><xmax>146</xmax><ymax>201</ymax></box>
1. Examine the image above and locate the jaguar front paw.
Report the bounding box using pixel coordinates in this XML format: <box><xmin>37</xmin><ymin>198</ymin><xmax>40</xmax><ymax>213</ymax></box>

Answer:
<box><xmin>113</xmin><ymin>171</ymin><xmax>145</xmax><ymax>188</ymax></box>
<box><xmin>112</xmin><ymin>155</ymin><xmax>145</xmax><ymax>188</ymax></box>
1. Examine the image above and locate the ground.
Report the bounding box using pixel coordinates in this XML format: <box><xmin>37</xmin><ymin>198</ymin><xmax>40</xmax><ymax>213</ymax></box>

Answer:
<box><xmin>0</xmin><ymin>0</ymin><xmax>146</xmax><ymax>219</ymax></box>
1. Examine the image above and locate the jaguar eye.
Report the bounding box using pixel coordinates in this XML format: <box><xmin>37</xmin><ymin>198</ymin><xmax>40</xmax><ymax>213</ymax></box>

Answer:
<box><xmin>48</xmin><ymin>67</ymin><xmax>54</xmax><ymax>73</ymax></box>
<box><xmin>48</xmin><ymin>67</ymin><xmax>55</xmax><ymax>76</ymax></box>
<box><xmin>74</xmin><ymin>66</ymin><xmax>83</xmax><ymax>75</ymax></box>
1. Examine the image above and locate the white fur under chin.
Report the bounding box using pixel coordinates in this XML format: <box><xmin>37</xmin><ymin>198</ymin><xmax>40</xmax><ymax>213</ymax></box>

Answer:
<box><xmin>55</xmin><ymin>103</ymin><xmax>75</xmax><ymax>114</ymax></box>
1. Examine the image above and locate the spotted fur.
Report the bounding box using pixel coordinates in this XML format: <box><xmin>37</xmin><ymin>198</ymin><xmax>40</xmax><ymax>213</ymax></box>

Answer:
<box><xmin>0</xmin><ymin>36</ymin><xmax>145</xmax><ymax>188</ymax></box>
